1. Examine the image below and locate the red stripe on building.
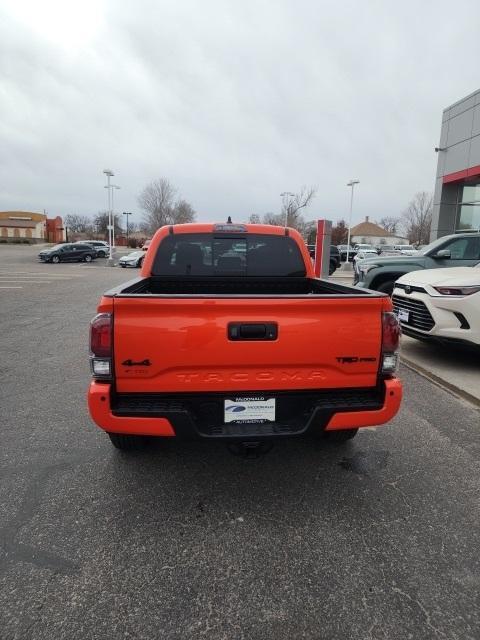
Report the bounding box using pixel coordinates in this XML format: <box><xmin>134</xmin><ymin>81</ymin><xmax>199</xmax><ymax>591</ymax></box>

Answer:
<box><xmin>443</xmin><ymin>164</ymin><xmax>480</xmax><ymax>183</ymax></box>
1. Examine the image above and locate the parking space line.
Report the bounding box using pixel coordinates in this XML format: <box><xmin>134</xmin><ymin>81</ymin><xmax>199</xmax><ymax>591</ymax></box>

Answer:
<box><xmin>0</xmin><ymin>280</ymin><xmax>52</xmax><ymax>283</ymax></box>
<box><xmin>0</xmin><ymin>271</ymin><xmax>86</xmax><ymax>277</ymax></box>
<box><xmin>0</xmin><ymin>276</ymin><xmax>77</xmax><ymax>280</ymax></box>
<box><xmin>0</xmin><ymin>286</ymin><xmax>23</xmax><ymax>289</ymax></box>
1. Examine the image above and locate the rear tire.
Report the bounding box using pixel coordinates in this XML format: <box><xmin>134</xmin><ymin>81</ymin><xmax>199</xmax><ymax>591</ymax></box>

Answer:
<box><xmin>107</xmin><ymin>433</ymin><xmax>148</xmax><ymax>450</ymax></box>
<box><xmin>329</xmin><ymin>260</ymin><xmax>336</xmax><ymax>276</ymax></box>
<box><xmin>324</xmin><ymin>428</ymin><xmax>359</xmax><ymax>443</ymax></box>
<box><xmin>376</xmin><ymin>280</ymin><xmax>396</xmax><ymax>295</ymax></box>
<box><xmin>84</xmin><ymin>254</ymin><xmax>93</xmax><ymax>263</ymax></box>
<box><xmin>137</xmin><ymin>258</ymin><xmax>144</xmax><ymax>268</ymax></box>
<box><xmin>51</xmin><ymin>255</ymin><xmax>60</xmax><ymax>263</ymax></box>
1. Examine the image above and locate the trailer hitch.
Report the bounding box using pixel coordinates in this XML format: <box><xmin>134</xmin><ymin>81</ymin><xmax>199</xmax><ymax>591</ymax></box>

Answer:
<box><xmin>227</xmin><ymin>441</ymin><xmax>274</xmax><ymax>459</ymax></box>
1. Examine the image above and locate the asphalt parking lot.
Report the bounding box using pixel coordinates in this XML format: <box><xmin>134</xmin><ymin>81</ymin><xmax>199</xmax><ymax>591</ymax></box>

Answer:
<box><xmin>1</xmin><ymin>245</ymin><xmax>479</xmax><ymax>640</ymax></box>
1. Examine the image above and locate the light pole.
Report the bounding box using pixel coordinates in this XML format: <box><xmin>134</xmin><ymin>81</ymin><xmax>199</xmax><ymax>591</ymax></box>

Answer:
<box><xmin>103</xmin><ymin>169</ymin><xmax>114</xmax><ymax>265</ymax></box>
<box><xmin>123</xmin><ymin>211</ymin><xmax>132</xmax><ymax>247</ymax></box>
<box><xmin>346</xmin><ymin>180</ymin><xmax>360</xmax><ymax>264</ymax></box>
<box><xmin>280</xmin><ymin>192</ymin><xmax>295</xmax><ymax>227</ymax></box>
<box><xmin>110</xmin><ymin>185</ymin><xmax>120</xmax><ymax>250</ymax></box>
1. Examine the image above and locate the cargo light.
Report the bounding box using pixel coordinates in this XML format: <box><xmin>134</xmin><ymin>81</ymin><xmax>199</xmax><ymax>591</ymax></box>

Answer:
<box><xmin>381</xmin><ymin>311</ymin><xmax>400</xmax><ymax>375</ymax></box>
<box><xmin>433</xmin><ymin>285</ymin><xmax>480</xmax><ymax>296</ymax></box>
<box><xmin>90</xmin><ymin>312</ymin><xmax>112</xmax><ymax>379</ymax></box>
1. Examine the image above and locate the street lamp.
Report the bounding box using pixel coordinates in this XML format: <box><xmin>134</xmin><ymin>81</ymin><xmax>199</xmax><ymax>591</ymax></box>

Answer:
<box><xmin>123</xmin><ymin>211</ymin><xmax>132</xmax><ymax>246</ymax></box>
<box><xmin>110</xmin><ymin>185</ymin><xmax>120</xmax><ymax>249</ymax></box>
<box><xmin>103</xmin><ymin>169</ymin><xmax>114</xmax><ymax>264</ymax></box>
<box><xmin>346</xmin><ymin>180</ymin><xmax>360</xmax><ymax>263</ymax></box>
<box><xmin>280</xmin><ymin>191</ymin><xmax>295</xmax><ymax>227</ymax></box>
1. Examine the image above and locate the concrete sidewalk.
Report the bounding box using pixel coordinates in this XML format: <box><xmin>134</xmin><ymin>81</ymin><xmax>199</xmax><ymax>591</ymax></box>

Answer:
<box><xmin>400</xmin><ymin>336</ymin><xmax>480</xmax><ymax>405</ymax></box>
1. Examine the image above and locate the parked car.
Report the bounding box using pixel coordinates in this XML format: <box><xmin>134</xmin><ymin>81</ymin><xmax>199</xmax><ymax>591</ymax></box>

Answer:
<box><xmin>394</xmin><ymin>244</ymin><xmax>418</xmax><ymax>256</ymax></box>
<box><xmin>393</xmin><ymin>263</ymin><xmax>480</xmax><ymax>347</ymax></box>
<box><xmin>118</xmin><ymin>251</ymin><xmax>145</xmax><ymax>268</ymax></box>
<box><xmin>87</xmin><ymin>222</ymin><xmax>402</xmax><ymax>451</ymax></box>
<box><xmin>75</xmin><ymin>240</ymin><xmax>110</xmax><ymax>258</ymax></box>
<box><xmin>337</xmin><ymin>245</ymin><xmax>356</xmax><ymax>261</ymax></box>
<box><xmin>354</xmin><ymin>243</ymin><xmax>374</xmax><ymax>252</ymax></box>
<box><xmin>306</xmin><ymin>245</ymin><xmax>340</xmax><ymax>275</ymax></box>
<box><xmin>354</xmin><ymin>249</ymin><xmax>378</xmax><ymax>269</ymax></box>
<box><xmin>330</xmin><ymin>245</ymin><xmax>341</xmax><ymax>268</ymax></box>
<box><xmin>141</xmin><ymin>239</ymin><xmax>152</xmax><ymax>251</ymax></box>
<box><xmin>354</xmin><ymin>232</ymin><xmax>480</xmax><ymax>295</ymax></box>
<box><xmin>375</xmin><ymin>244</ymin><xmax>397</xmax><ymax>255</ymax></box>
<box><xmin>38</xmin><ymin>243</ymin><xmax>97</xmax><ymax>263</ymax></box>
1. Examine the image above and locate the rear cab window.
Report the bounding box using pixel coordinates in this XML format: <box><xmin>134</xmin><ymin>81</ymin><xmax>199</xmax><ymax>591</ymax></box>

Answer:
<box><xmin>151</xmin><ymin>233</ymin><xmax>306</xmax><ymax>277</ymax></box>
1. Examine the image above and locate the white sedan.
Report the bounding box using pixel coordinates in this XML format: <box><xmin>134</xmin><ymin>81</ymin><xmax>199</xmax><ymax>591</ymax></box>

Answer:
<box><xmin>118</xmin><ymin>250</ymin><xmax>145</xmax><ymax>268</ymax></box>
<box><xmin>393</xmin><ymin>264</ymin><xmax>480</xmax><ymax>346</ymax></box>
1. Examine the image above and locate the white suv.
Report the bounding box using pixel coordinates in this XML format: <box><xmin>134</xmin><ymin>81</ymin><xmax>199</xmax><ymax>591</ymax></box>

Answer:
<box><xmin>75</xmin><ymin>240</ymin><xmax>110</xmax><ymax>258</ymax></box>
<box><xmin>393</xmin><ymin>264</ymin><xmax>480</xmax><ymax>347</ymax></box>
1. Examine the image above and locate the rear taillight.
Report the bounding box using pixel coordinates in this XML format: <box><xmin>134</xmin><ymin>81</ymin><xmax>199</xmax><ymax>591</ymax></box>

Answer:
<box><xmin>90</xmin><ymin>313</ymin><xmax>112</xmax><ymax>378</ymax></box>
<box><xmin>381</xmin><ymin>311</ymin><xmax>400</xmax><ymax>374</ymax></box>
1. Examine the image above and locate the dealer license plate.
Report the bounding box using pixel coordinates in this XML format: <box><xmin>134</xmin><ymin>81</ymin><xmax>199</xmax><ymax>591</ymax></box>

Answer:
<box><xmin>397</xmin><ymin>309</ymin><xmax>409</xmax><ymax>322</ymax></box>
<box><xmin>224</xmin><ymin>397</ymin><xmax>276</xmax><ymax>423</ymax></box>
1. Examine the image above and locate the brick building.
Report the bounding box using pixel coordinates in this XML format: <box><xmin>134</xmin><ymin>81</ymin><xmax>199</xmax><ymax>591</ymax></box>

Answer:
<box><xmin>0</xmin><ymin>211</ymin><xmax>65</xmax><ymax>244</ymax></box>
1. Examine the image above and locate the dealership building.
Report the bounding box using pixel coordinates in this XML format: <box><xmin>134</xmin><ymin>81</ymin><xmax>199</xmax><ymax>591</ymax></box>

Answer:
<box><xmin>432</xmin><ymin>88</ymin><xmax>480</xmax><ymax>239</ymax></box>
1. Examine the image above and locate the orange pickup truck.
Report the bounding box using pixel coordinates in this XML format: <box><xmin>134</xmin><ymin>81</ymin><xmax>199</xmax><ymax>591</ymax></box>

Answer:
<box><xmin>88</xmin><ymin>223</ymin><xmax>402</xmax><ymax>451</ymax></box>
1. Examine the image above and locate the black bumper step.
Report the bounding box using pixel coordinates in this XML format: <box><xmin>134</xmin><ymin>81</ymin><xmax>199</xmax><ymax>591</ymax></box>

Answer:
<box><xmin>111</xmin><ymin>386</ymin><xmax>385</xmax><ymax>440</ymax></box>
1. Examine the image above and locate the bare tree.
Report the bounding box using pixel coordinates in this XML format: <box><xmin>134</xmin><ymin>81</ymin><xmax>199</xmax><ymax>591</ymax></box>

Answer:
<box><xmin>138</xmin><ymin>178</ymin><xmax>196</xmax><ymax>233</ymax></box>
<box><xmin>248</xmin><ymin>214</ymin><xmax>261</xmax><ymax>224</ymax></box>
<box><xmin>262</xmin><ymin>212</ymin><xmax>284</xmax><ymax>226</ymax></box>
<box><xmin>377</xmin><ymin>216</ymin><xmax>401</xmax><ymax>235</ymax></box>
<box><xmin>281</xmin><ymin>186</ymin><xmax>317</xmax><ymax>229</ymax></box>
<box><xmin>173</xmin><ymin>199</ymin><xmax>196</xmax><ymax>225</ymax></box>
<box><xmin>64</xmin><ymin>214</ymin><xmax>94</xmax><ymax>234</ymax></box>
<box><xmin>401</xmin><ymin>192</ymin><xmax>433</xmax><ymax>244</ymax></box>
<box><xmin>94</xmin><ymin>211</ymin><xmax>123</xmax><ymax>238</ymax></box>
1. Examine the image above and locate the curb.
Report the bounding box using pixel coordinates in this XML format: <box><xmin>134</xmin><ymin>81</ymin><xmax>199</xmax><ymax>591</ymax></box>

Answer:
<box><xmin>401</xmin><ymin>355</ymin><xmax>480</xmax><ymax>409</ymax></box>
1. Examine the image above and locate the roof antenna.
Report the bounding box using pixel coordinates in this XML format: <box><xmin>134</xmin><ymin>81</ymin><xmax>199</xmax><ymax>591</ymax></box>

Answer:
<box><xmin>227</xmin><ymin>216</ymin><xmax>232</xmax><ymax>224</ymax></box>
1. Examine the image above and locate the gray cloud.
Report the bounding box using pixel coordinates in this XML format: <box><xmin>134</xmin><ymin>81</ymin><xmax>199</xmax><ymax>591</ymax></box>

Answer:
<box><xmin>1</xmin><ymin>0</ymin><xmax>479</xmax><ymax>228</ymax></box>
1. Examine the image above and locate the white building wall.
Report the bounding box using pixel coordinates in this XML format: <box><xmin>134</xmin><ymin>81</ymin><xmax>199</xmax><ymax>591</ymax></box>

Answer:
<box><xmin>351</xmin><ymin>234</ymin><xmax>409</xmax><ymax>245</ymax></box>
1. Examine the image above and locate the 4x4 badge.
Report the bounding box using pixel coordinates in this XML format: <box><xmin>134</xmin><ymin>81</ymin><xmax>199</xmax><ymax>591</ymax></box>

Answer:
<box><xmin>122</xmin><ymin>359</ymin><xmax>151</xmax><ymax>367</ymax></box>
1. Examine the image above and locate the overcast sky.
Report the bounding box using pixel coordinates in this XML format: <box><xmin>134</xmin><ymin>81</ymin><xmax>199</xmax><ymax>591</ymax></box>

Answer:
<box><xmin>1</xmin><ymin>0</ymin><xmax>480</xmax><ymax>228</ymax></box>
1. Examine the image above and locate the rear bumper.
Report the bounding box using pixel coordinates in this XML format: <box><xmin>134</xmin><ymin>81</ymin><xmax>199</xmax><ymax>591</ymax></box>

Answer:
<box><xmin>401</xmin><ymin>324</ymin><xmax>480</xmax><ymax>348</ymax></box>
<box><xmin>88</xmin><ymin>379</ymin><xmax>402</xmax><ymax>439</ymax></box>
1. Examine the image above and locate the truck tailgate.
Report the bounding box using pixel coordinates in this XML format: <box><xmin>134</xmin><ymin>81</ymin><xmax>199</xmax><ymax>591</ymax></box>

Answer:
<box><xmin>112</xmin><ymin>296</ymin><xmax>385</xmax><ymax>393</ymax></box>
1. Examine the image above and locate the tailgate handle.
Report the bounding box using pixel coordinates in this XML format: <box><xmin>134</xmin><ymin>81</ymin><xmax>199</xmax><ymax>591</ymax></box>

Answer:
<box><xmin>228</xmin><ymin>323</ymin><xmax>278</xmax><ymax>341</ymax></box>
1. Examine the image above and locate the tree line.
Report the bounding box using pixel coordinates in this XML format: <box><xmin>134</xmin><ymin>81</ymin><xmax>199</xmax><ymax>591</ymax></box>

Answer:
<box><xmin>64</xmin><ymin>179</ymin><xmax>433</xmax><ymax>247</ymax></box>
<box><xmin>64</xmin><ymin>178</ymin><xmax>197</xmax><ymax>240</ymax></box>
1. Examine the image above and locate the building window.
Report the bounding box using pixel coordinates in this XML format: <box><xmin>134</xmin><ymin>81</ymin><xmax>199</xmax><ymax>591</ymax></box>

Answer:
<box><xmin>456</xmin><ymin>182</ymin><xmax>480</xmax><ymax>231</ymax></box>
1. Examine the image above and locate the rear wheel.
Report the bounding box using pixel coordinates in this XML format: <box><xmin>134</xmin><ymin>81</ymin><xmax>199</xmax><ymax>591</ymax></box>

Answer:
<box><xmin>51</xmin><ymin>255</ymin><xmax>60</xmax><ymax>263</ymax></box>
<box><xmin>84</xmin><ymin>254</ymin><xmax>93</xmax><ymax>263</ymax></box>
<box><xmin>107</xmin><ymin>433</ymin><xmax>149</xmax><ymax>450</ymax></box>
<box><xmin>329</xmin><ymin>259</ymin><xmax>336</xmax><ymax>275</ymax></box>
<box><xmin>377</xmin><ymin>280</ymin><xmax>395</xmax><ymax>295</ymax></box>
<box><xmin>137</xmin><ymin>257</ymin><xmax>144</xmax><ymax>268</ymax></box>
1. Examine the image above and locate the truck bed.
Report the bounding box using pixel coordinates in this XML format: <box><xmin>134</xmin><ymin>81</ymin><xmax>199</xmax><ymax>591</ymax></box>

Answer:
<box><xmin>105</xmin><ymin>276</ymin><xmax>381</xmax><ymax>297</ymax></box>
